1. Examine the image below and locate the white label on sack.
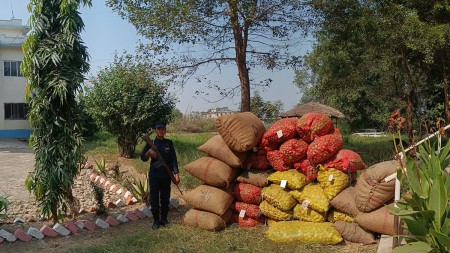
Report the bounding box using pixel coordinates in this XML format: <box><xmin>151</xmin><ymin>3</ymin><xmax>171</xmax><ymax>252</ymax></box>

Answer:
<box><xmin>277</xmin><ymin>130</ymin><xmax>283</xmax><ymax>139</ymax></box>
<box><xmin>239</xmin><ymin>210</ymin><xmax>246</xmax><ymax>218</ymax></box>
<box><xmin>328</xmin><ymin>174</ymin><xmax>334</xmax><ymax>182</ymax></box>
<box><xmin>301</xmin><ymin>200</ymin><xmax>310</xmax><ymax>210</ymax></box>
<box><xmin>384</xmin><ymin>173</ymin><xmax>397</xmax><ymax>183</ymax></box>
<box><xmin>280</xmin><ymin>180</ymin><xmax>287</xmax><ymax>188</ymax></box>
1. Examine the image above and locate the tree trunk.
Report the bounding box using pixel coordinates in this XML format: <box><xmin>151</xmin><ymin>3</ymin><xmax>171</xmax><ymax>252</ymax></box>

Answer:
<box><xmin>440</xmin><ymin>46</ymin><xmax>450</xmax><ymax>124</ymax></box>
<box><xmin>117</xmin><ymin>135</ymin><xmax>137</xmax><ymax>158</ymax></box>
<box><xmin>227</xmin><ymin>0</ymin><xmax>251</xmax><ymax>112</ymax></box>
<box><xmin>401</xmin><ymin>49</ymin><xmax>416</xmax><ymax>154</ymax></box>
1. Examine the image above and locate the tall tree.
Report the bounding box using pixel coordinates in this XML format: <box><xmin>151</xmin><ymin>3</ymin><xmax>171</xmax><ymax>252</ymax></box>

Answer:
<box><xmin>250</xmin><ymin>90</ymin><xmax>284</xmax><ymax>124</ymax></box>
<box><xmin>106</xmin><ymin>0</ymin><xmax>316</xmax><ymax>112</ymax></box>
<box><xmin>22</xmin><ymin>0</ymin><xmax>92</xmax><ymax>223</ymax></box>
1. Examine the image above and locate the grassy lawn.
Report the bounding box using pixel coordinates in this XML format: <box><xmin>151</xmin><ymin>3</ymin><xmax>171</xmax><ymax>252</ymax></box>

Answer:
<box><xmin>76</xmin><ymin>131</ymin><xmax>393</xmax><ymax>252</ymax></box>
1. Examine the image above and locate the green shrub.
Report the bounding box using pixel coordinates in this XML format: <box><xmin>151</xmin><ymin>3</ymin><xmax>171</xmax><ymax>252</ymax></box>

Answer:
<box><xmin>0</xmin><ymin>195</ymin><xmax>8</xmax><ymax>219</ymax></box>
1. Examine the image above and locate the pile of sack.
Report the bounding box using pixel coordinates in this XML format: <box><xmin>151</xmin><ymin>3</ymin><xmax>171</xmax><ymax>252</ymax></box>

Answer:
<box><xmin>181</xmin><ymin>111</ymin><xmax>401</xmax><ymax>245</ymax></box>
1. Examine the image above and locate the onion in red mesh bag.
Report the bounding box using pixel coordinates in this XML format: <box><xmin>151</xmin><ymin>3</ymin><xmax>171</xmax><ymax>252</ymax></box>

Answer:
<box><xmin>232</xmin><ymin>183</ymin><xmax>263</xmax><ymax>204</ymax></box>
<box><xmin>267</xmin><ymin>150</ymin><xmax>293</xmax><ymax>171</ymax></box>
<box><xmin>265</xmin><ymin>118</ymin><xmax>298</xmax><ymax>143</ymax></box>
<box><xmin>323</xmin><ymin>149</ymin><xmax>367</xmax><ymax>172</ymax></box>
<box><xmin>296</xmin><ymin>113</ymin><xmax>334</xmax><ymax>143</ymax></box>
<box><xmin>246</xmin><ymin>152</ymin><xmax>271</xmax><ymax>170</ymax></box>
<box><xmin>231</xmin><ymin>213</ymin><xmax>265</xmax><ymax>228</ymax></box>
<box><xmin>279</xmin><ymin>138</ymin><xmax>308</xmax><ymax>163</ymax></box>
<box><xmin>294</xmin><ymin>157</ymin><xmax>318</xmax><ymax>181</ymax></box>
<box><xmin>230</xmin><ymin>201</ymin><xmax>260</xmax><ymax>219</ymax></box>
<box><xmin>257</xmin><ymin>132</ymin><xmax>281</xmax><ymax>154</ymax></box>
<box><xmin>307</xmin><ymin>128</ymin><xmax>343</xmax><ymax>164</ymax></box>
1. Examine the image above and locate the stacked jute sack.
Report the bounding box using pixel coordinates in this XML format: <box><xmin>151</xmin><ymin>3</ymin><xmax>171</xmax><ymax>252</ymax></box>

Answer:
<box><xmin>182</xmin><ymin>112</ymin><xmax>267</xmax><ymax>231</ymax></box>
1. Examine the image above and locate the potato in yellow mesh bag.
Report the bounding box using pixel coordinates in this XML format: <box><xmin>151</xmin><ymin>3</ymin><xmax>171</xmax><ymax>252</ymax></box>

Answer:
<box><xmin>317</xmin><ymin>166</ymin><xmax>349</xmax><ymax>199</ymax></box>
<box><xmin>328</xmin><ymin>208</ymin><xmax>354</xmax><ymax>223</ymax></box>
<box><xmin>261</xmin><ymin>184</ymin><xmax>297</xmax><ymax>211</ymax></box>
<box><xmin>267</xmin><ymin>169</ymin><xmax>308</xmax><ymax>190</ymax></box>
<box><xmin>293</xmin><ymin>204</ymin><xmax>327</xmax><ymax>222</ymax></box>
<box><xmin>265</xmin><ymin>220</ymin><xmax>343</xmax><ymax>244</ymax></box>
<box><xmin>267</xmin><ymin>219</ymin><xmax>279</xmax><ymax>227</ymax></box>
<box><xmin>291</xmin><ymin>183</ymin><xmax>329</xmax><ymax>212</ymax></box>
<box><xmin>259</xmin><ymin>200</ymin><xmax>292</xmax><ymax>221</ymax></box>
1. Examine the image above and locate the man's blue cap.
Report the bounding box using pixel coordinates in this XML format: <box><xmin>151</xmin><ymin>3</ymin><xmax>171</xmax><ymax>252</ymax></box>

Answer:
<box><xmin>155</xmin><ymin>121</ymin><xmax>166</xmax><ymax>128</ymax></box>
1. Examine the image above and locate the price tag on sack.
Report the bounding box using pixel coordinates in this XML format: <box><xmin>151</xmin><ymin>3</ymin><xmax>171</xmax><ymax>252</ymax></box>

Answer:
<box><xmin>280</xmin><ymin>180</ymin><xmax>287</xmax><ymax>188</ymax></box>
<box><xmin>301</xmin><ymin>200</ymin><xmax>310</xmax><ymax>210</ymax></box>
<box><xmin>277</xmin><ymin>130</ymin><xmax>283</xmax><ymax>139</ymax></box>
<box><xmin>239</xmin><ymin>209</ymin><xmax>246</xmax><ymax>218</ymax></box>
<box><xmin>328</xmin><ymin>174</ymin><xmax>334</xmax><ymax>182</ymax></box>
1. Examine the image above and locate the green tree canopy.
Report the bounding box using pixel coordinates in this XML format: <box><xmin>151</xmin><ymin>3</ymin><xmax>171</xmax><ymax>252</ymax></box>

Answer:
<box><xmin>250</xmin><ymin>90</ymin><xmax>284</xmax><ymax>124</ymax></box>
<box><xmin>106</xmin><ymin>0</ymin><xmax>315</xmax><ymax>112</ymax></box>
<box><xmin>85</xmin><ymin>54</ymin><xmax>175</xmax><ymax>158</ymax></box>
<box><xmin>22</xmin><ymin>0</ymin><xmax>92</xmax><ymax>223</ymax></box>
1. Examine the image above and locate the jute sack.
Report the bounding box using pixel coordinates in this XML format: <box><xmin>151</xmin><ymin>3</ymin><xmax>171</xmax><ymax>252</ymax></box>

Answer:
<box><xmin>355</xmin><ymin>160</ymin><xmax>398</xmax><ymax>212</ymax></box>
<box><xmin>197</xmin><ymin>135</ymin><xmax>248</xmax><ymax>168</ymax></box>
<box><xmin>183</xmin><ymin>157</ymin><xmax>239</xmax><ymax>187</ymax></box>
<box><xmin>214</xmin><ymin>112</ymin><xmax>266</xmax><ymax>152</ymax></box>
<box><xmin>329</xmin><ymin>186</ymin><xmax>359</xmax><ymax>217</ymax></box>
<box><xmin>332</xmin><ymin>221</ymin><xmax>376</xmax><ymax>244</ymax></box>
<box><xmin>355</xmin><ymin>202</ymin><xmax>397</xmax><ymax>235</ymax></box>
<box><xmin>237</xmin><ymin>169</ymin><xmax>272</xmax><ymax>188</ymax></box>
<box><xmin>182</xmin><ymin>184</ymin><xmax>234</xmax><ymax>215</ymax></box>
<box><xmin>183</xmin><ymin>208</ymin><xmax>232</xmax><ymax>231</ymax></box>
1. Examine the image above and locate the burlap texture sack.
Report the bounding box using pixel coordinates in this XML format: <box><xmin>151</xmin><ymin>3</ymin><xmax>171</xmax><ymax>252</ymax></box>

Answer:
<box><xmin>307</xmin><ymin>128</ymin><xmax>343</xmax><ymax>164</ymax></box>
<box><xmin>183</xmin><ymin>157</ymin><xmax>239</xmax><ymax>187</ymax></box>
<box><xmin>231</xmin><ymin>213</ymin><xmax>265</xmax><ymax>228</ymax></box>
<box><xmin>214</xmin><ymin>112</ymin><xmax>265</xmax><ymax>152</ymax></box>
<box><xmin>230</xmin><ymin>201</ymin><xmax>260</xmax><ymax>219</ymax></box>
<box><xmin>332</xmin><ymin>221</ymin><xmax>376</xmax><ymax>244</ymax></box>
<box><xmin>183</xmin><ymin>208</ymin><xmax>232</xmax><ymax>231</ymax></box>
<box><xmin>355</xmin><ymin>202</ymin><xmax>397</xmax><ymax>235</ymax></box>
<box><xmin>279</xmin><ymin>138</ymin><xmax>308</xmax><ymax>163</ymax></box>
<box><xmin>197</xmin><ymin>135</ymin><xmax>248</xmax><ymax>168</ymax></box>
<box><xmin>182</xmin><ymin>184</ymin><xmax>234</xmax><ymax>215</ymax></box>
<box><xmin>323</xmin><ymin>149</ymin><xmax>367</xmax><ymax>173</ymax></box>
<box><xmin>329</xmin><ymin>186</ymin><xmax>359</xmax><ymax>217</ymax></box>
<box><xmin>355</xmin><ymin>160</ymin><xmax>398</xmax><ymax>212</ymax></box>
<box><xmin>265</xmin><ymin>118</ymin><xmax>298</xmax><ymax>143</ymax></box>
<box><xmin>296</xmin><ymin>113</ymin><xmax>334</xmax><ymax>143</ymax></box>
<box><xmin>237</xmin><ymin>169</ymin><xmax>272</xmax><ymax>188</ymax></box>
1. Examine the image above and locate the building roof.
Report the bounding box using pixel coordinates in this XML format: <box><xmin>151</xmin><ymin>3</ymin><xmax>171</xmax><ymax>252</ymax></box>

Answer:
<box><xmin>279</xmin><ymin>102</ymin><xmax>345</xmax><ymax>119</ymax></box>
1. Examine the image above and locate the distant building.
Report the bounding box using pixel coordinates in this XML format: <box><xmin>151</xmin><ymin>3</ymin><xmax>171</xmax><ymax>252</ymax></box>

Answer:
<box><xmin>0</xmin><ymin>19</ymin><xmax>31</xmax><ymax>138</ymax></box>
<box><xmin>202</xmin><ymin>107</ymin><xmax>234</xmax><ymax>119</ymax></box>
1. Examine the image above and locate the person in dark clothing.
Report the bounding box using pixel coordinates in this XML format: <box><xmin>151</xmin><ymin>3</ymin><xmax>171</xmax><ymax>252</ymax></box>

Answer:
<box><xmin>141</xmin><ymin>121</ymin><xmax>180</xmax><ymax>230</ymax></box>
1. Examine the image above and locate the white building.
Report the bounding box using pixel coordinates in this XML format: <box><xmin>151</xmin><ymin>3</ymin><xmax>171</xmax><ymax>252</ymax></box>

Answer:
<box><xmin>0</xmin><ymin>19</ymin><xmax>31</xmax><ymax>138</ymax></box>
<box><xmin>202</xmin><ymin>107</ymin><xmax>234</xmax><ymax>119</ymax></box>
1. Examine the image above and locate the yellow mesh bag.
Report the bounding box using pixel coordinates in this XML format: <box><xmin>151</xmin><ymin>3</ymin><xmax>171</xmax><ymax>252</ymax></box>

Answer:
<box><xmin>261</xmin><ymin>184</ymin><xmax>297</xmax><ymax>211</ymax></box>
<box><xmin>265</xmin><ymin>220</ymin><xmax>343</xmax><ymax>245</ymax></box>
<box><xmin>259</xmin><ymin>200</ymin><xmax>292</xmax><ymax>221</ymax></box>
<box><xmin>328</xmin><ymin>209</ymin><xmax>355</xmax><ymax>223</ymax></box>
<box><xmin>291</xmin><ymin>183</ymin><xmax>329</xmax><ymax>212</ymax></box>
<box><xmin>317</xmin><ymin>166</ymin><xmax>349</xmax><ymax>199</ymax></box>
<box><xmin>293</xmin><ymin>204</ymin><xmax>327</xmax><ymax>222</ymax></box>
<box><xmin>267</xmin><ymin>219</ymin><xmax>279</xmax><ymax>227</ymax></box>
<box><xmin>267</xmin><ymin>169</ymin><xmax>308</xmax><ymax>190</ymax></box>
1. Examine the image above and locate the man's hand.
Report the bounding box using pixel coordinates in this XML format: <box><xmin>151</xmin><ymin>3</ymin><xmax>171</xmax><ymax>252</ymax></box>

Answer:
<box><xmin>146</xmin><ymin>149</ymin><xmax>157</xmax><ymax>159</ymax></box>
<box><xmin>174</xmin><ymin>174</ymin><xmax>180</xmax><ymax>185</ymax></box>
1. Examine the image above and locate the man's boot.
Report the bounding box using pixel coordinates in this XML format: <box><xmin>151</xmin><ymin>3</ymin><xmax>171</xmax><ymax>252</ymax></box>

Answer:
<box><xmin>152</xmin><ymin>211</ymin><xmax>160</xmax><ymax>230</ymax></box>
<box><xmin>160</xmin><ymin>212</ymin><xmax>170</xmax><ymax>228</ymax></box>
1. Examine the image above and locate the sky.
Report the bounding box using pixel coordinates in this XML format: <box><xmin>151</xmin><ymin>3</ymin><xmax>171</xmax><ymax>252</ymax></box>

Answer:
<box><xmin>1</xmin><ymin>0</ymin><xmax>313</xmax><ymax>114</ymax></box>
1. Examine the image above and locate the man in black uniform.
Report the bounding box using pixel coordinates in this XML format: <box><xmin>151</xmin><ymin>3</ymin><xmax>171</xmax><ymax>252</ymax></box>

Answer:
<box><xmin>141</xmin><ymin>121</ymin><xmax>180</xmax><ymax>230</ymax></box>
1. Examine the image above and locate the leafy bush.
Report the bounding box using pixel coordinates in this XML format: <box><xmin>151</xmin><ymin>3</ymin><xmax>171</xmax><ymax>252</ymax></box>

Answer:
<box><xmin>167</xmin><ymin>115</ymin><xmax>215</xmax><ymax>133</ymax></box>
<box><xmin>85</xmin><ymin>54</ymin><xmax>175</xmax><ymax>158</ymax></box>
<box><xmin>90</xmin><ymin>181</ymin><xmax>107</xmax><ymax>215</ymax></box>
<box><xmin>0</xmin><ymin>195</ymin><xmax>8</xmax><ymax>219</ymax></box>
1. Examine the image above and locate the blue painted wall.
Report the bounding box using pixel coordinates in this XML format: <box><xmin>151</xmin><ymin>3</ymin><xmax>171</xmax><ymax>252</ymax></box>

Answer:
<box><xmin>0</xmin><ymin>129</ymin><xmax>33</xmax><ymax>138</ymax></box>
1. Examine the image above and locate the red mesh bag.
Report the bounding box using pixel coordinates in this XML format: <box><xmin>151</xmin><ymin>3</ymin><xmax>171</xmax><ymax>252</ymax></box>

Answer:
<box><xmin>257</xmin><ymin>132</ymin><xmax>280</xmax><ymax>154</ymax></box>
<box><xmin>307</xmin><ymin>128</ymin><xmax>343</xmax><ymax>164</ymax></box>
<box><xmin>323</xmin><ymin>149</ymin><xmax>367</xmax><ymax>173</ymax></box>
<box><xmin>267</xmin><ymin>150</ymin><xmax>293</xmax><ymax>171</ymax></box>
<box><xmin>294</xmin><ymin>157</ymin><xmax>318</xmax><ymax>181</ymax></box>
<box><xmin>230</xmin><ymin>201</ymin><xmax>260</xmax><ymax>219</ymax></box>
<box><xmin>232</xmin><ymin>183</ymin><xmax>263</xmax><ymax>204</ymax></box>
<box><xmin>265</xmin><ymin>118</ymin><xmax>298</xmax><ymax>143</ymax></box>
<box><xmin>296</xmin><ymin>113</ymin><xmax>334</xmax><ymax>143</ymax></box>
<box><xmin>279</xmin><ymin>138</ymin><xmax>308</xmax><ymax>163</ymax></box>
<box><xmin>247</xmin><ymin>152</ymin><xmax>271</xmax><ymax>170</ymax></box>
<box><xmin>231</xmin><ymin>213</ymin><xmax>265</xmax><ymax>228</ymax></box>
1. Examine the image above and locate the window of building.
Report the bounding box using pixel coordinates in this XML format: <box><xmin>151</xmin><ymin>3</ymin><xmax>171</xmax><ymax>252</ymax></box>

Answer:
<box><xmin>4</xmin><ymin>103</ymin><xmax>28</xmax><ymax>120</ymax></box>
<box><xmin>3</xmin><ymin>61</ymin><xmax>22</xmax><ymax>77</ymax></box>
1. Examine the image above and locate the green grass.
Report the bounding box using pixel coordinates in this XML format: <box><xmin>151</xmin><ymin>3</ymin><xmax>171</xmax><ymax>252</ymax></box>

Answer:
<box><xmin>342</xmin><ymin>134</ymin><xmax>394</xmax><ymax>167</ymax></box>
